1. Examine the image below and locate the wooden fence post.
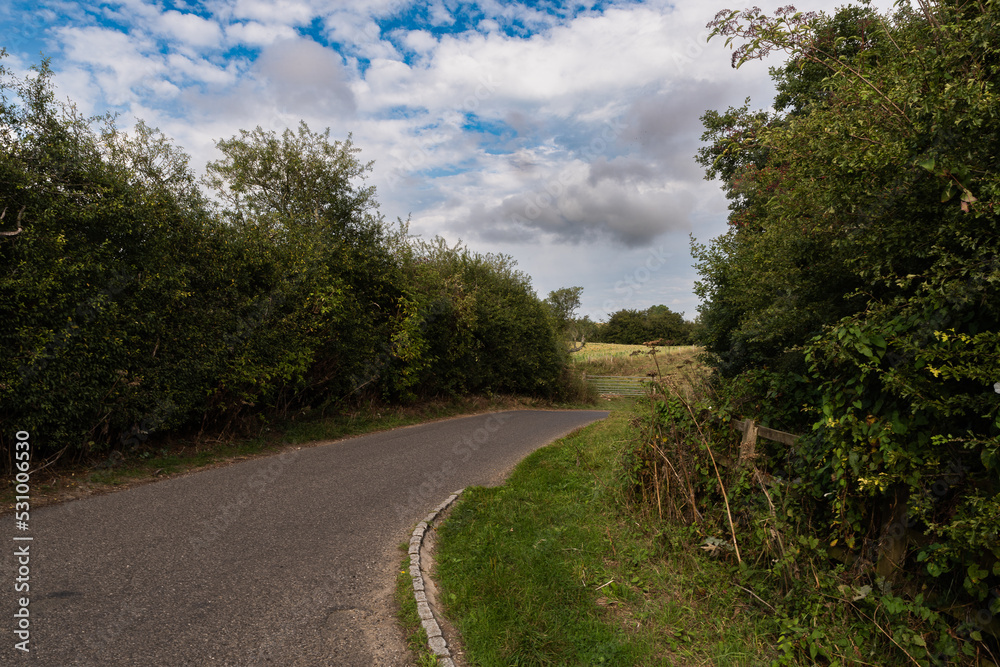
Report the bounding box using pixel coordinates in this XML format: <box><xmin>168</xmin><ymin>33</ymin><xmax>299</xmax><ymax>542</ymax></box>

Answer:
<box><xmin>876</xmin><ymin>488</ymin><xmax>909</xmax><ymax>581</ymax></box>
<box><xmin>738</xmin><ymin>419</ymin><xmax>759</xmax><ymax>465</ymax></box>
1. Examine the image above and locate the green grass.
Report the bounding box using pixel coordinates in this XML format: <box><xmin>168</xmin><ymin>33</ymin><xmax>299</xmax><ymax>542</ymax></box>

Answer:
<box><xmin>434</xmin><ymin>403</ymin><xmax>780</xmax><ymax>666</ymax></box>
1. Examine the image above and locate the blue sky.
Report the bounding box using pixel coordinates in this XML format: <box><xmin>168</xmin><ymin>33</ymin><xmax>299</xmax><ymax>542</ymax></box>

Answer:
<box><xmin>0</xmin><ymin>0</ymin><xmax>878</xmax><ymax>320</ymax></box>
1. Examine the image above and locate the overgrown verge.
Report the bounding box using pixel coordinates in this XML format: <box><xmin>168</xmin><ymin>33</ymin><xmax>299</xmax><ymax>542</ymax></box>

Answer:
<box><xmin>434</xmin><ymin>401</ymin><xmax>783</xmax><ymax>666</ymax></box>
<box><xmin>628</xmin><ymin>366</ymin><xmax>999</xmax><ymax>665</ymax></box>
<box><xmin>432</xmin><ymin>347</ymin><xmax>998</xmax><ymax>665</ymax></box>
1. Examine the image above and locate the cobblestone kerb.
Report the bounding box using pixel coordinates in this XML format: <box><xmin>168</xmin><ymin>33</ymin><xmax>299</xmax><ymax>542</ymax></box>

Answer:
<box><xmin>409</xmin><ymin>489</ymin><xmax>464</xmax><ymax>667</ymax></box>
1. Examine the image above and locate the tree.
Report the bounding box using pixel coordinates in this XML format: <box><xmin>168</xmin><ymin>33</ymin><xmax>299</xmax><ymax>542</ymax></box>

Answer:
<box><xmin>544</xmin><ymin>286</ymin><xmax>585</xmax><ymax>348</ymax></box>
<box><xmin>571</xmin><ymin>315</ymin><xmax>600</xmax><ymax>346</ymax></box>
<box><xmin>203</xmin><ymin>123</ymin><xmax>378</xmax><ymax>237</ymax></box>
<box><xmin>602</xmin><ymin>309</ymin><xmax>648</xmax><ymax>344</ymax></box>
<box><xmin>645</xmin><ymin>305</ymin><xmax>690</xmax><ymax>343</ymax></box>
<box><xmin>0</xmin><ymin>55</ymin><xmax>260</xmax><ymax>453</ymax></box>
<box><xmin>398</xmin><ymin>237</ymin><xmax>566</xmax><ymax>398</ymax></box>
<box><xmin>692</xmin><ymin>7</ymin><xmax>887</xmax><ymax>374</ymax></box>
<box><xmin>0</xmin><ymin>52</ymin><xmax>578</xmax><ymax>463</ymax></box>
<box><xmin>601</xmin><ymin>306</ymin><xmax>692</xmax><ymax>345</ymax></box>
<box><xmin>203</xmin><ymin>122</ymin><xmax>403</xmax><ymax>403</ymax></box>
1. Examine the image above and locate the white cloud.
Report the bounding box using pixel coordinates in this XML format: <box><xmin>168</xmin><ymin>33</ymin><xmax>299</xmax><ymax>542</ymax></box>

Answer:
<box><xmin>427</xmin><ymin>1</ymin><xmax>455</xmax><ymax>27</ymax></box>
<box><xmin>56</xmin><ymin>25</ymin><xmax>166</xmax><ymax>105</ymax></box>
<box><xmin>224</xmin><ymin>20</ymin><xmax>298</xmax><ymax>46</ymax></box>
<box><xmin>11</xmin><ymin>0</ymin><xmax>868</xmax><ymax>319</ymax></box>
<box><xmin>166</xmin><ymin>53</ymin><xmax>237</xmax><ymax>86</ymax></box>
<box><xmin>400</xmin><ymin>29</ymin><xmax>438</xmax><ymax>56</ymax></box>
<box><xmin>98</xmin><ymin>0</ymin><xmax>162</xmax><ymax>27</ymax></box>
<box><xmin>160</xmin><ymin>10</ymin><xmax>224</xmax><ymax>49</ymax></box>
<box><xmin>322</xmin><ymin>10</ymin><xmax>399</xmax><ymax>61</ymax></box>
<box><xmin>148</xmin><ymin>79</ymin><xmax>182</xmax><ymax>98</ymax></box>
<box><xmin>229</xmin><ymin>0</ymin><xmax>314</xmax><ymax>25</ymax></box>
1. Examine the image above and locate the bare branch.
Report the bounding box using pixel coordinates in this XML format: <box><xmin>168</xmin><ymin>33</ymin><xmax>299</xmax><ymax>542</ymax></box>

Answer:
<box><xmin>0</xmin><ymin>206</ymin><xmax>25</xmax><ymax>237</ymax></box>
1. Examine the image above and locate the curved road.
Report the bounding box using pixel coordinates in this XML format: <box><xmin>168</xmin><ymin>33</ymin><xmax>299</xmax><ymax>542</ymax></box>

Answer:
<box><xmin>3</xmin><ymin>409</ymin><xmax>608</xmax><ymax>666</ymax></box>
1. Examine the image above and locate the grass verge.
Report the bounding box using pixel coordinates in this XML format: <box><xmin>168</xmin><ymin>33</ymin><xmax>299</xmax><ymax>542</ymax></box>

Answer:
<box><xmin>434</xmin><ymin>400</ymin><xmax>780</xmax><ymax>666</ymax></box>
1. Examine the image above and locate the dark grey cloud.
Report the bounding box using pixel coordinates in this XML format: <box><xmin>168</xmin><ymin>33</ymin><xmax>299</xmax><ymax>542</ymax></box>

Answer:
<box><xmin>454</xmin><ymin>80</ymin><xmax>747</xmax><ymax>250</ymax></box>
<box><xmin>625</xmin><ymin>79</ymin><xmax>746</xmax><ymax>181</ymax></box>
<box><xmin>587</xmin><ymin>156</ymin><xmax>657</xmax><ymax>186</ymax></box>
<box><xmin>467</xmin><ymin>176</ymin><xmax>694</xmax><ymax>248</ymax></box>
<box><xmin>444</xmin><ymin>81</ymin><xmax>742</xmax><ymax>249</ymax></box>
<box><xmin>504</xmin><ymin>109</ymin><xmax>538</xmax><ymax>137</ymax></box>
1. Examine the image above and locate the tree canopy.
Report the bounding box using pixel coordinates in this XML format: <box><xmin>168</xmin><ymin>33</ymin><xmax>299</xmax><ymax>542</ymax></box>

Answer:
<box><xmin>544</xmin><ymin>286</ymin><xmax>583</xmax><ymax>335</ymax></box>
<box><xmin>602</xmin><ymin>305</ymin><xmax>694</xmax><ymax>345</ymax></box>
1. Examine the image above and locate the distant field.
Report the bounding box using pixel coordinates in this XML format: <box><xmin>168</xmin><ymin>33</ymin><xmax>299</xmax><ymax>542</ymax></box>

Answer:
<box><xmin>570</xmin><ymin>342</ymin><xmax>703</xmax><ymax>379</ymax></box>
<box><xmin>570</xmin><ymin>342</ymin><xmax>697</xmax><ymax>363</ymax></box>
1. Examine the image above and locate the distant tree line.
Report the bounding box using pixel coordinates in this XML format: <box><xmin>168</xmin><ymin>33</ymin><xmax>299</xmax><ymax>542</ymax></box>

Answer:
<box><xmin>0</xmin><ymin>55</ymin><xmax>572</xmax><ymax>462</ymax></box>
<box><xmin>542</xmin><ymin>287</ymin><xmax>697</xmax><ymax>346</ymax></box>
<box><xmin>597</xmin><ymin>305</ymin><xmax>696</xmax><ymax>345</ymax></box>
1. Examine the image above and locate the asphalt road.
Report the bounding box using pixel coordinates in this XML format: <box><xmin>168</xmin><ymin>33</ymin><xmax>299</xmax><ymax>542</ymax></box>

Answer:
<box><xmin>2</xmin><ymin>409</ymin><xmax>608</xmax><ymax>666</ymax></box>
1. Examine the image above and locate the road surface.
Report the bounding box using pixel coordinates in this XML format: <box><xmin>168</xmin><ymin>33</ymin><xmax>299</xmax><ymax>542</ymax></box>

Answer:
<box><xmin>2</xmin><ymin>409</ymin><xmax>608</xmax><ymax>666</ymax></box>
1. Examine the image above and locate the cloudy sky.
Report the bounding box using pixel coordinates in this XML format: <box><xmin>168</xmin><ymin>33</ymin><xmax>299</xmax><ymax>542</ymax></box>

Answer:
<box><xmin>1</xmin><ymin>0</ymin><xmax>883</xmax><ymax>321</ymax></box>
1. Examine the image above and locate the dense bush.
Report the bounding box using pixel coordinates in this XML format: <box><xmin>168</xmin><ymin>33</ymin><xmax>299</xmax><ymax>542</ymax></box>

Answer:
<box><xmin>676</xmin><ymin>1</ymin><xmax>999</xmax><ymax>661</ymax></box>
<box><xmin>0</xmin><ymin>55</ymin><xmax>571</xmax><ymax>462</ymax></box>
<box><xmin>395</xmin><ymin>238</ymin><xmax>567</xmax><ymax>399</ymax></box>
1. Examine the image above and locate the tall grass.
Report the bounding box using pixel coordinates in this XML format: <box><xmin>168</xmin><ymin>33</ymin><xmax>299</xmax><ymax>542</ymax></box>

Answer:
<box><xmin>570</xmin><ymin>343</ymin><xmax>704</xmax><ymax>379</ymax></box>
